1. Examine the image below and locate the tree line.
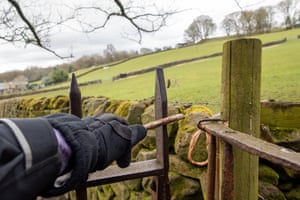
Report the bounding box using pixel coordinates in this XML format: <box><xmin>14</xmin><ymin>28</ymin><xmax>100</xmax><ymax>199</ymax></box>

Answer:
<box><xmin>184</xmin><ymin>0</ymin><xmax>300</xmax><ymax>43</ymax></box>
<box><xmin>0</xmin><ymin>44</ymin><xmax>139</xmax><ymax>84</ymax></box>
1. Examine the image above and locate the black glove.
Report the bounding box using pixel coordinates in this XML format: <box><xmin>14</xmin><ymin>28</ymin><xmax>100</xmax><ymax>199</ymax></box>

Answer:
<box><xmin>43</xmin><ymin>113</ymin><xmax>146</xmax><ymax>196</ymax></box>
<box><xmin>43</xmin><ymin>113</ymin><xmax>98</xmax><ymax>196</ymax></box>
<box><xmin>83</xmin><ymin>113</ymin><xmax>147</xmax><ymax>169</ymax></box>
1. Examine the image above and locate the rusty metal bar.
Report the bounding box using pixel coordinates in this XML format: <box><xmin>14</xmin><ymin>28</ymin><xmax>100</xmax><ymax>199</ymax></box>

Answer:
<box><xmin>144</xmin><ymin>113</ymin><xmax>184</xmax><ymax>130</ymax></box>
<box><xmin>206</xmin><ymin>135</ymin><xmax>216</xmax><ymax>200</ymax></box>
<box><xmin>221</xmin><ymin>142</ymin><xmax>234</xmax><ymax>200</ymax></box>
<box><xmin>215</xmin><ymin>138</ymin><xmax>220</xmax><ymax>199</ymax></box>
<box><xmin>198</xmin><ymin>120</ymin><xmax>300</xmax><ymax>172</ymax></box>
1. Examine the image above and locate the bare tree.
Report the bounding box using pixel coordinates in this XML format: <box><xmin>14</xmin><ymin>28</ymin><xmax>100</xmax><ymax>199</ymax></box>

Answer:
<box><xmin>264</xmin><ymin>6</ymin><xmax>276</xmax><ymax>32</ymax></box>
<box><xmin>221</xmin><ymin>16</ymin><xmax>235</xmax><ymax>36</ymax></box>
<box><xmin>254</xmin><ymin>7</ymin><xmax>269</xmax><ymax>34</ymax></box>
<box><xmin>277</xmin><ymin>0</ymin><xmax>300</xmax><ymax>28</ymax></box>
<box><xmin>0</xmin><ymin>0</ymin><xmax>176</xmax><ymax>58</ymax></box>
<box><xmin>184</xmin><ymin>22</ymin><xmax>201</xmax><ymax>43</ymax></box>
<box><xmin>240</xmin><ymin>10</ymin><xmax>256</xmax><ymax>35</ymax></box>
<box><xmin>221</xmin><ymin>12</ymin><xmax>242</xmax><ymax>36</ymax></box>
<box><xmin>103</xmin><ymin>44</ymin><xmax>117</xmax><ymax>62</ymax></box>
<box><xmin>184</xmin><ymin>15</ymin><xmax>216</xmax><ymax>43</ymax></box>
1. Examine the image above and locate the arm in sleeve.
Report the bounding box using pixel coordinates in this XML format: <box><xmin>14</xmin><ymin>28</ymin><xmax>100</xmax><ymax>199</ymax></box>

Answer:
<box><xmin>0</xmin><ymin>118</ymin><xmax>61</xmax><ymax>200</ymax></box>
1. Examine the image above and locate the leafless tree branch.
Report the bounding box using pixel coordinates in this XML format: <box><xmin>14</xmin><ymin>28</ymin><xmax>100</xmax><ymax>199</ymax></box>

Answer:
<box><xmin>1</xmin><ymin>0</ymin><xmax>176</xmax><ymax>58</ymax></box>
<box><xmin>234</xmin><ymin>0</ymin><xmax>243</xmax><ymax>11</ymax></box>
<box><xmin>74</xmin><ymin>0</ymin><xmax>177</xmax><ymax>43</ymax></box>
<box><xmin>2</xmin><ymin>0</ymin><xmax>73</xmax><ymax>58</ymax></box>
<box><xmin>7</xmin><ymin>0</ymin><xmax>41</xmax><ymax>45</ymax></box>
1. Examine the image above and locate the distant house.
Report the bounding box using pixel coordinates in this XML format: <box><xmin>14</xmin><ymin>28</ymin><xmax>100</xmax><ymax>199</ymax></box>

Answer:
<box><xmin>0</xmin><ymin>75</ymin><xmax>28</xmax><ymax>94</ymax></box>
<box><xmin>12</xmin><ymin>75</ymin><xmax>28</xmax><ymax>90</ymax></box>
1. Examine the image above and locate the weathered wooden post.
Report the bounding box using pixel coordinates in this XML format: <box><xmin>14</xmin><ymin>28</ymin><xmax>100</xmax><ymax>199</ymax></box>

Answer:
<box><xmin>220</xmin><ymin>39</ymin><xmax>262</xmax><ymax>200</ymax></box>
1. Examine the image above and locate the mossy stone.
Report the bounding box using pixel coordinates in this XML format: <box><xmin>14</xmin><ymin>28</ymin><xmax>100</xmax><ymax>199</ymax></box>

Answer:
<box><xmin>129</xmin><ymin>191</ymin><xmax>151</xmax><ymax>200</ymax></box>
<box><xmin>104</xmin><ymin>100</ymin><xmax>121</xmax><ymax>113</ymax></box>
<box><xmin>259</xmin><ymin>164</ymin><xmax>280</xmax><ymax>185</ymax></box>
<box><xmin>95</xmin><ymin>185</ymin><xmax>115</xmax><ymax>200</ymax></box>
<box><xmin>139</xmin><ymin>129</ymin><xmax>156</xmax><ymax>150</ymax></box>
<box><xmin>175</xmin><ymin>111</ymin><xmax>210</xmax><ymax>161</ymax></box>
<box><xmin>259</xmin><ymin>181</ymin><xmax>286</xmax><ymax>200</ymax></box>
<box><xmin>279</xmin><ymin>182</ymin><xmax>294</xmax><ymax>192</ymax></box>
<box><xmin>285</xmin><ymin>184</ymin><xmax>300</xmax><ymax>200</ymax></box>
<box><xmin>184</xmin><ymin>105</ymin><xmax>213</xmax><ymax>117</ymax></box>
<box><xmin>141</xmin><ymin>176</ymin><xmax>153</xmax><ymax>194</ymax></box>
<box><xmin>31</xmin><ymin>97</ymin><xmax>47</xmax><ymax>111</ymax></box>
<box><xmin>94</xmin><ymin>100</ymin><xmax>111</xmax><ymax>115</ymax></box>
<box><xmin>141</xmin><ymin>104</ymin><xmax>181</xmax><ymax>150</ymax></box>
<box><xmin>127</xmin><ymin>102</ymin><xmax>146</xmax><ymax>124</ymax></box>
<box><xmin>169</xmin><ymin>172</ymin><xmax>203</xmax><ymax>200</ymax></box>
<box><xmin>136</xmin><ymin>149</ymin><xmax>156</xmax><ymax>161</ymax></box>
<box><xmin>110</xmin><ymin>182</ymin><xmax>130</xmax><ymax>200</ymax></box>
<box><xmin>51</xmin><ymin>95</ymin><xmax>68</xmax><ymax>109</ymax></box>
<box><xmin>169</xmin><ymin>155</ymin><xmax>205</xmax><ymax>179</ymax></box>
<box><xmin>114</xmin><ymin>101</ymin><xmax>135</xmax><ymax>118</ymax></box>
<box><xmin>124</xmin><ymin>179</ymin><xmax>142</xmax><ymax>191</ymax></box>
<box><xmin>83</xmin><ymin>97</ymin><xmax>107</xmax><ymax>116</ymax></box>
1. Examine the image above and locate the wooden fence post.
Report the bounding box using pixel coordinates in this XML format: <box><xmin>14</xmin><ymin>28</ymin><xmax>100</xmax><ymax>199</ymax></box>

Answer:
<box><xmin>220</xmin><ymin>39</ymin><xmax>262</xmax><ymax>200</ymax></box>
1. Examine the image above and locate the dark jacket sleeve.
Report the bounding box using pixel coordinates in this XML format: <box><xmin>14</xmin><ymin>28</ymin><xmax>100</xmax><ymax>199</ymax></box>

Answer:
<box><xmin>0</xmin><ymin>118</ymin><xmax>61</xmax><ymax>200</ymax></box>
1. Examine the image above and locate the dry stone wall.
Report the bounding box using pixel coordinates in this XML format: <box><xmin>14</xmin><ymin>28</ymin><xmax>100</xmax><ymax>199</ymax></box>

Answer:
<box><xmin>0</xmin><ymin>96</ymin><xmax>299</xmax><ymax>200</ymax></box>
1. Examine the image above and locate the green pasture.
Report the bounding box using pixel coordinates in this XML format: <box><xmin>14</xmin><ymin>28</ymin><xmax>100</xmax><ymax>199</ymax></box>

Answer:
<box><xmin>25</xmin><ymin>29</ymin><xmax>300</xmax><ymax>113</ymax></box>
<box><xmin>261</xmin><ymin>36</ymin><xmax>300</xmax><ymax>102</ymax></box>
<box><xmin>37</xmin><ymin>29</ymin><xmax>297</xmax><ymax>85</ymax></box>
<box><xmin>75</xmin><ymin>41</ymin><xmax>224</xmax><ymax>83</ymax></box>
<box><xmin>62</xmin><ymin>29</ymin><xmax>300</xmax><ymax>85</ymax></box>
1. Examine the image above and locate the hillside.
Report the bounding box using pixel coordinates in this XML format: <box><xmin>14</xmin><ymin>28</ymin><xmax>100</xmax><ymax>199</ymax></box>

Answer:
<box><xmin>23</xmin><ymin>29</ymin><xmax>300</xmax><ymax>113</ymax></box>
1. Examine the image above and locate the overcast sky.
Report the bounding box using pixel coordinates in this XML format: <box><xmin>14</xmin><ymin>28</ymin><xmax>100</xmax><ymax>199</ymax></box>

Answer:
<box><xmin>0</xmin><ymin>0</ymin><xmax>283</xmax><ymax>73</ymax></box>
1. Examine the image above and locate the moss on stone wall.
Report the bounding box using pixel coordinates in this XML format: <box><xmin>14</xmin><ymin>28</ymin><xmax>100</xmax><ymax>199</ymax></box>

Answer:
<box><xmin>259</xmin><ymin>164</ymin><xmax>280</xmax><ymax>185</ymax></box>
<box><xmin>114</xmin><ymin>101</ymin><xmax>135</xmax><ymax>118</ymax></box>
<box><xmin>0</xmin><ymin>98</ymin><xmax>299</xmax><ymax>200</ymax></box>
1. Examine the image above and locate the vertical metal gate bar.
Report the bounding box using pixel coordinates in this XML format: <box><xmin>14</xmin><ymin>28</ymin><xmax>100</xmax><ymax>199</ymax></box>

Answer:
<box><xmin>206</xmin><ymin>135</ymin><xmax>216</xmax><ymax>200</ymax></box>
<box><xmin>69</xmin><ymin>73</ymin><xmax>87</xmax><ymax>200</ymax></box>
<box><xmin>69</xmin><ymin>73</ymin><xmax>82</xmax><ymax>118</ymax></box>
<box><xmin>221</xmin><ymin>142</ymin><xmax>234</xmax><ymax>200</ymax></box>
<box><xmin>152</xmin><ymin>67</ymin><xmax>170</xmax><ymax>200</ymax></box>
<box><xmin>215</xmin><ymin>138</ymin><xmax>220</xmax><ymax>199</ymax></box>
<box><xmin>75</xmin><ymin>187</ymin><xmax>87</xmax><ymax>200</ymax></box>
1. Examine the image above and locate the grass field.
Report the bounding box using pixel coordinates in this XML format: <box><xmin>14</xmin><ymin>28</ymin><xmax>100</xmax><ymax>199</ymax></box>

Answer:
<box><xmin>25</xmin><ymin>29</ymin><xmax>300</xmax><ymax>113</ymax></box>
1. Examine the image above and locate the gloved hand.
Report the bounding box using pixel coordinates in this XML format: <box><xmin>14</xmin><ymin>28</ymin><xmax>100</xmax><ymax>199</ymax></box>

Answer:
<box><xmin>43</xmin><ymin>113</ymin><xmax>146</xmax><ymax>196</ymax></box>
<box><xmin>43</xmin><ymin>113</ymin><xmax>98</xmax><ymax>196</ymax></box>
<box><xmin>83</xmin><ymin>113</ymin><xmax>147</xmax><ymax>169</ymax></box>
